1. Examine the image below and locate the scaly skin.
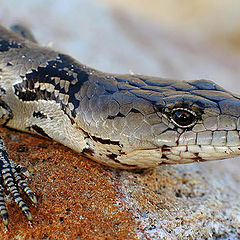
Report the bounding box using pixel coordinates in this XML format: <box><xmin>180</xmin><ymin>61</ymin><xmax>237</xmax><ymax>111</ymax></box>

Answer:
<box><xmin>0</xmin><ymin>24</ymin><xmax>239</xmax><ymax>229</ymax></box>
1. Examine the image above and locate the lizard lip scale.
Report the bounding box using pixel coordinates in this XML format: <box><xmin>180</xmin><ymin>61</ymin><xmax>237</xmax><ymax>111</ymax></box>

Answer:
<box><xmin>0</xmin><ymin>23</ymin><xmax>240</xmax><ymax>229</ymax></box>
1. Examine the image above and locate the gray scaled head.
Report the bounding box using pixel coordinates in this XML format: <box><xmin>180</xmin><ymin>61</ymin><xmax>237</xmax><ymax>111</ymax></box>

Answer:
<box><xmin>76</xmin><ymin>75</ymin><xmax>240</xmax><ymax>169</ymax></box>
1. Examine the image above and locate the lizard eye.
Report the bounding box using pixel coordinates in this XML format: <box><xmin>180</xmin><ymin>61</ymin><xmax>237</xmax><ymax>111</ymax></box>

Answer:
<box><xmin>171</xmin><ymin>108</ymin><xmax>197</xmax><ymax>128</ymax></box>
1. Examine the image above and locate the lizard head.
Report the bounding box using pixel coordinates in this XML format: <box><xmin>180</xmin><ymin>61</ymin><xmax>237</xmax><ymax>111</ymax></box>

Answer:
<box><xmin>77</xmin><ymin>76</ymin><xmax>240</xmax><ymax>169</ymax></box>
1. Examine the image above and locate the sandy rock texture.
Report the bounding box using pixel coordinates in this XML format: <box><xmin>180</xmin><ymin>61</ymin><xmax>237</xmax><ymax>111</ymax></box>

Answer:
<box><xmin>0</xmin><ymin>0</ymin><xmax>239</xmax><ymax>239</ymax></box>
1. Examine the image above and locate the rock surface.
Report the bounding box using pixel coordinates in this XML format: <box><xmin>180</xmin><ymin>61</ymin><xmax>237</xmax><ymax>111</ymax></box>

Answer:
<box><xmin>0</xmin><ymin>0</ymin><xmax>239</xmax><ymax>239</ymax></box>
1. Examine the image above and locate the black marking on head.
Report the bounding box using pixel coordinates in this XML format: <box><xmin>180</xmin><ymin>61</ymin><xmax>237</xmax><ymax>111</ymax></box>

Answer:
<box><xmin>14</xmin><ymin>54</ymin><xmax>90</xmax><ymax>119</ymax></box>
<box><xmin>33</xmin><ymin>111</ymin><xmax>47</xmax><ymax>119</ymax></box>
<box><xmin>107</xmin><ymin>153</ymin><xmax>118</xmax><ymax>160</ymax></box>
<box><xmin>107</xmin><ymin>112</ymin><xmax>125</xmax><ymax>120</ymax></box>
<box><xmin>131</xmin><ymin>108</ymin><xmax>141</xmax><ymax>113</ymax></box>
<box><xmin>92</xmin><ymin>136</ymin><xmax>122</xmax><ymax>147</ymax></box>
<box><xmin>106</xmin><ymin>108</ymin><xmax>142</xmax><ymax>120</ymax></box>
<box><xmin>82</xmin><ymin>147</ymin><xmax>95</xmax><ymax>156</ymax></box>
<box><xmin>161</xmin><ymin>154</ymin><xmax>167</xmax><ymax>160</ymax></box>
<box><xmin>31</xmin><ymin>125</ymin><xmax>49</xmax><ymax>138</ymax></box>
<box><xmin>162</xmin><ymin>146</ymin><xmax>171</xmax><ymax>152</ymax></box>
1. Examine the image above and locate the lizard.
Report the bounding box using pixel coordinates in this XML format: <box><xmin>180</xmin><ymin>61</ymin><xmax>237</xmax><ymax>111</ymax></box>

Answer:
<box><xmin>0</xmin><ymin>23</ymin><xmax>240</xmax><ymax>230</ymax></box>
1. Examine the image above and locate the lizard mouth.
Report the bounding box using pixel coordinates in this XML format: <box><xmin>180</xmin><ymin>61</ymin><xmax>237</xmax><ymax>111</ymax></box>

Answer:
<box><xmin>103</xmin><ymin>144</ymin><xmax>240</xmax><ymax>169</ymax></box>
<box><xmin>159</xmin><ymin>144</ymin><xmax>240</xmax><ymax>164</ymax></box>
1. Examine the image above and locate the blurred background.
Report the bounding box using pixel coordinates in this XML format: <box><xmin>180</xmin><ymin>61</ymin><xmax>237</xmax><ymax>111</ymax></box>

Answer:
<box><xmin>104</xmin><ymin>0</ymin><xmax>240</xmax><ymax>52</ymax></box>
<box><xmin>0</xmin><ymin>0</ymin><xmax>240</xmax><ymax>94</ymax></box>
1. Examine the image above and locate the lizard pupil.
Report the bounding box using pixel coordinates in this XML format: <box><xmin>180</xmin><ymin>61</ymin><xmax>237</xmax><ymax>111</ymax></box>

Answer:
<box><xmin>171</xmin><ymin>109</ymin><xmax>196</xmax><ymax>127</ymax></box>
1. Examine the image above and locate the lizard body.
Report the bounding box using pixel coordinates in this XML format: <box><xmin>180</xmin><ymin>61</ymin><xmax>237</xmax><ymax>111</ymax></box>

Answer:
<box><xmin>0</xmin><ymin>24</ymin><xmax>240</xmax><ymax>229</ymax></box>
